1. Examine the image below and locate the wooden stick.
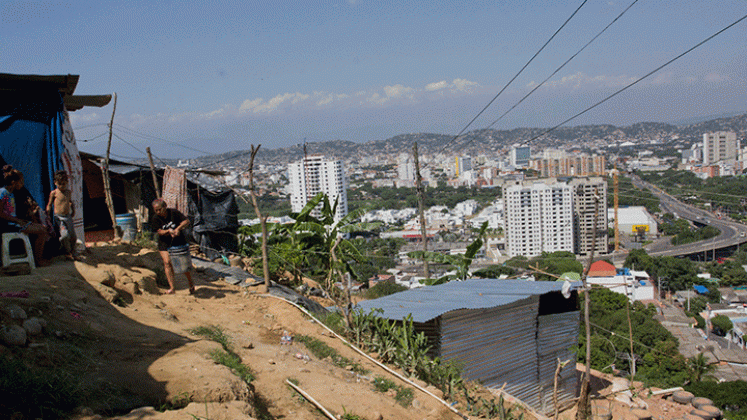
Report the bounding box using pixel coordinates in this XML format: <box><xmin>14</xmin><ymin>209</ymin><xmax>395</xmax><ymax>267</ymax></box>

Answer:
<box><xmin>413</xmin><ymin>142</ymin><xmax>430</xmax><ymax>280</ymax></box>
<box><xmin>285</xmin><ymin>379</ymin><xmax>337</xmax><ymax>420</ymax></box>
<box><xmin>103</xmin><ymin>92</ymin><xmax>118</xmax><ymax>239</ymax></box>
<box><xmin>146</xmin><ymin>147</ymin><xmax>161</xmax><ymax>198</ymax></box>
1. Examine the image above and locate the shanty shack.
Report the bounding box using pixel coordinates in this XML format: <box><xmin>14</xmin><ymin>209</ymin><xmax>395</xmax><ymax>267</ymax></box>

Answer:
<box><xmin>0</xmin><ymin>73</ymin><xmax>111</xmax><ymax>247</ymax></box>
<box><xmin>78</xmin><ymin>153</ymin><xmax>239</xmax><ymax>258</ymax></box>
<box><xmin>356</xmin><ymin>279</ymin><xmax>579</xmax><ymax>415</ymax></box>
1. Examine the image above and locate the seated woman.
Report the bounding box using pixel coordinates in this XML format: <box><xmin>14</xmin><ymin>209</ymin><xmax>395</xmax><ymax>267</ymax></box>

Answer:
<box><xmin>0</xmin><ymin>168</ymin><xmax>49</xmax><ymax>267</ymax></box>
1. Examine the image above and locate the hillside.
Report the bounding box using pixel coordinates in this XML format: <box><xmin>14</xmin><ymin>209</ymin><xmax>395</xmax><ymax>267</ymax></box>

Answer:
<box><xmin>186</xmin><ymin>112</ymin><xmax>747</xmax><ymax>167</ymax></box>
<box><xmin>0</xmin><ymin>242</ymin><xmax>728</xmax><ymax>420</ymax></box>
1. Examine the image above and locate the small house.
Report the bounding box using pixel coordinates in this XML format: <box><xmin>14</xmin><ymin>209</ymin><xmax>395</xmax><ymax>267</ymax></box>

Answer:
<box><xmin>356</xmin><ymin>279</ymin><xmax>579</xmax><ymax>415</ymax></box>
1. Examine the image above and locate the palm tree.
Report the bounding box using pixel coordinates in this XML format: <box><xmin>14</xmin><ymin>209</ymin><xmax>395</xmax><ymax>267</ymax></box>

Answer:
<box><xmin>688</xmin><ymin>352</ymin><xmax>716</xmax><ymax>383</ymax></box>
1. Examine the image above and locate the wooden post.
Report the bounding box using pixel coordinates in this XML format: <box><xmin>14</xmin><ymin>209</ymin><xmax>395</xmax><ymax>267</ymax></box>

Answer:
<box><xmin>413</xmin><ymin>142</ymin><xmax>429</xmax><ymax>280</ymax></box>
<box><xmin>577</xmin><ymin>188</ymin><xmax>600</xmax><ymax>420</ymax></box>
<box><xmin>248</xmin><ymin>145</ymin><xmax>270</xmax><ymax>292</ymax></box>
<box><xmin>103</xmin><ymin>92</ymin><xmax>118</xmax><ymax>239</ymax></box>
<box><xmin>146</xmin><ymin>147</ymin><xmax>161</xmax><ymax>198</ymax></box>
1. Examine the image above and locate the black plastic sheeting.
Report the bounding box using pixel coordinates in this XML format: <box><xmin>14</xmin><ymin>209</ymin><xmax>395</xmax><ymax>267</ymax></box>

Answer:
<box><xmin>192</xmin><ymin>257</ymin><xmax>327</xmax><ymax>314</ymax></box>
<box><xmin>190</xmin><ymin>189</ymin><xmax>239</xmax><ymax>260</ymax></box>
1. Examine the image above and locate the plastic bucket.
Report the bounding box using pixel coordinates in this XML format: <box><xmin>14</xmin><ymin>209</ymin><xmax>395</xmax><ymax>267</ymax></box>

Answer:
<box><xmin>168</xmin><ymin>244</ymin><xmax>192</xmax><ymax>274</ymax></box>
<box><xmin>115</xmin><ymin>213</ymin><xmax>137</xmax><ymax>241</ymax></box>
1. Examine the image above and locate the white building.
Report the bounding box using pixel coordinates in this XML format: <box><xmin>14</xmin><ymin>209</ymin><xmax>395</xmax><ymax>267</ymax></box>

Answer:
<box><xmin>397</xmin><ymin>153</ymin><xmax>415</xmax><ymax>187</ymax></box>
<box><xmin>504</xmin><ymin>179</ymin><xmax>574</xmax><ymax>257</ymax></box>
<box><xmin>703</xmin><ymin>131</ymin><xmax>740</xmax><ymax>165</ymax></box>
<box><xmin>288</xmin><ymin>155</ymin><xmax>348</xmax><ymax>222</ymax></box>
<box><xmin>510</xmin><ymin>145</ymin><xmax>531</xmax><ymax>168</ymax></box>
<box><xmin>608</xmin><ymin>206</ymin><xmax>658</xmax><ymax>237</ymax></box>
<box><xmin>586</xmin><ymin>262</ymin><xmax>655</xmax><ymax>302</ymax></box>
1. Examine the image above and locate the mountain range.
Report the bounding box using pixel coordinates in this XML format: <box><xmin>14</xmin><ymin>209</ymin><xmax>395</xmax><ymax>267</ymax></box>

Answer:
<box><xmin>188</xmin><ymin>112</ymin><xmax>747</xmax><ymax>168</ymax></box>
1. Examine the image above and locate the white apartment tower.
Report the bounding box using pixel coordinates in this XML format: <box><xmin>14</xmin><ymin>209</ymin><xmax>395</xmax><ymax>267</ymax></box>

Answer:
<box><xmin>504</xmin><ymin>179</ymin><xmax>574</xmax><ymax>257</ymax></box>
<box><xmin>397</xmin><ymin>153</ymin><xmax>415</xmax><ymax>187</ymax></box>
<box><xmin>703</xmin><ymin>131</ymin><xmax>740</xmax><ymax>165</ymax></box>
<box><xmin>288</xmin><ymin>155</ymin><xmax>348</xmax><ymax>222</ymax></box>
<box><xmin>570</xmin><ymin>177</ymin><xmax>608</xmax><ymax>256</ymax></box>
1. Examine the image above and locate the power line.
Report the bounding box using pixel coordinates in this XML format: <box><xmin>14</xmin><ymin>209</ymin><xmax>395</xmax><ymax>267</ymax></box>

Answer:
<box><xmin>113</xmin><ymin>123</ymin><xmax>213</xmax><ymax>156</ymax></box>
<box><xmin>486</xmin><ymin>0</ymin><xmax>640</xmax><ymax>129</ymax></box>
<box><xmin>524</xmin><ymin>12</ymin><xmax>747</xmax><ymax>145</ymax></box>
<box><xmin>77</xmin><ymin>131</ymin><xmax>109</xmax><ymax>143</ymax></box>
<box><xmin>429</xmin><ymin>0</ymin><xmax>590</xmax><ymax>164</ymax></box>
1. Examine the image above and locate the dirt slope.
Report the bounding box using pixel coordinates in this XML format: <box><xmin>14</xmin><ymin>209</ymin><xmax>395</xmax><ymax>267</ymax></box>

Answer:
<box><xmin>0</xmin><ymin>243</ymin><xmax>466</xmax><ymax>420</ymax></box>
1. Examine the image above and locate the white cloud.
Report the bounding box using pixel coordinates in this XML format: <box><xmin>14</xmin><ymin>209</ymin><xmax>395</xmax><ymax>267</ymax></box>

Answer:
<box><xmin>704</xmin><ymin>72</ymin><xmax>729</xmax><ymax>83</ymax></box>
<box><xmin>536</xmin><ymin>72</ymin><xmax>636</xmax><ymax>91</ymax></box>
<box><xmin>239</xmin><ymin>92</ymin><xmax>311</xmax><ymax>114</ymax></box>
<box><xmin>68</xmin><ymin>111</ymin><xmax>100</xmax><ymax>125</ymax></box>
<box><xmin>239</xmin><ymin>98</ymin><xmax>263</xmax><ymax>112</ymax></box>
<box><xmin>425</xmin><ymin>81</ymin><xmax>449</xmax><ymax>91</ymax></box>
<box><xmin>452</xmin><ymin>78</ymin><xmax>477</xmax><ymax>91</ymax></box>
<box><xmin>425</xmin><ymin>78</ymin><xmax>478</xmax><ymax>92</ymax></box>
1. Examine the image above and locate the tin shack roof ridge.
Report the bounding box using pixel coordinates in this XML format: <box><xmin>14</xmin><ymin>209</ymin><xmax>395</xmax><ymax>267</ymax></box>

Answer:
<box><xmin>356</xmin><ymin>278</ymin><xmax>579</xmax><ymax>323</ymax></box>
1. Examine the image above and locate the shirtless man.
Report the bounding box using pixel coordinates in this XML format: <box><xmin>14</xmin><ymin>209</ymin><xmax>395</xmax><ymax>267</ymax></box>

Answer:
<box><xmin>46</xmin><ymin>170</ymin><xmax>77</xmax><ymax>259</ymax></box>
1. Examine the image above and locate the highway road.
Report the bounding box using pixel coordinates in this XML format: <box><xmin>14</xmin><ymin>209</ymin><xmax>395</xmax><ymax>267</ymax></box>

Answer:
<box><xmin>626</xmin><ymin>176</ymin><xmax>747</xmax><ymax>259</ymax></box>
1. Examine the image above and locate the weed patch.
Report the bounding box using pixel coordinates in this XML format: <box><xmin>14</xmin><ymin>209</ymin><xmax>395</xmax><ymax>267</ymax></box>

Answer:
<box><xmin>0</xmin><ymin>354</ymin><xmax>81</xmax><ymax>419</ymax></box>
<box><xmin>296</xmin><ymin>334</ymin><xmax>368</xmax><ymax>374</ymax></box>
<box><xmin>190</xmin><ymin>325</ymin><xmax>254</xmax><ymax>384</ymax></box>
<box><xmin>372</xmin><ymin>376</ymin><xmax>414</xmax><ymax>407</ymax></box>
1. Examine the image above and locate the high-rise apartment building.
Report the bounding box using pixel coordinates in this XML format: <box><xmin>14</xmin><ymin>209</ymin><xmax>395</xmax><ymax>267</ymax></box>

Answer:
<box><xmin>504</xmin><ymin>179</ymin><xmax>574</xmax><ymax>257</ymax></box>
<box><xmin>510</xmin><ymin>145</ymin><xmax>531</xmax><ymax>168</ymax></box>
<box><xmin>569</xmin><ymin>177</ymin><xmax>608</xmax><ymax>256</ymax></box>
<box><xmin>504</xmin><ymin>177</ymin><xmax>608</xmax><ymax>258</ymax></box>
<box><xmin>530</xmin><ymin>154</ymin><xmax>606</xmax><ymax>177</ymax></box>
<box><xmin>703</xmin><ymin>131</ymin><xmax>740</xmax><ymax>165</ymax></box>
<box><xmin>397</xmin><ymin>153</ymin><xmax>415</xmax><ymax>187</ymax></box>
<box><xmin>455</xmin><ymin>156</ymin><xmax>472</xmax><ymax>176</ymax></box>
<box><xmin>288</xmin><ymin>155</ymin><xmax>348</xmax><ymax>222</ymax></box>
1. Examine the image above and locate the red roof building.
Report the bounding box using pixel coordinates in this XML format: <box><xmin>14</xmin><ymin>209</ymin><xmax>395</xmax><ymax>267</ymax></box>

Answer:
<box><xmin>587</xmin><ymin>260</ymin><xmax>616</xmax><ymax>277</ymax></box>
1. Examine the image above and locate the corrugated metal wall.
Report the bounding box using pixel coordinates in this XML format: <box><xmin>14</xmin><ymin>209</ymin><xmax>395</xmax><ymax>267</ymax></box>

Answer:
<box><xmin>537</xmin><ymin>311</ymin><xmax>580</xmax><ymax>414</ymax></box>
<box><xmin>439</xmin><ymin>296</ymin><xmax>541</xmax><ymax>406</ymax></box>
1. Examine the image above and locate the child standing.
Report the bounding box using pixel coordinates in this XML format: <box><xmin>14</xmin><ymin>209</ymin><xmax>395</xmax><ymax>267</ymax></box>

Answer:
<box><xmin>46</xmin><ymin>170</ymin><xmax>77</xmax><ymax>259</ymax></box>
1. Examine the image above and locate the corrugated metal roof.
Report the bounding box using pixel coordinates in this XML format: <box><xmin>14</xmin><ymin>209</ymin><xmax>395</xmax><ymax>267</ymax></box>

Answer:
<box><xmin>355</xmin><ymin>279</ymin><xmax>578</xmax><ymax>323</ymax></box>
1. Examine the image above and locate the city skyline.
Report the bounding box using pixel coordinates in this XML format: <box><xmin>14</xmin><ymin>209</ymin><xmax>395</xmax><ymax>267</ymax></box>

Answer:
<box><xmin>3</xmin><ymin>1</ymin><xmax>746</xmax><ymax>159</ymax></box>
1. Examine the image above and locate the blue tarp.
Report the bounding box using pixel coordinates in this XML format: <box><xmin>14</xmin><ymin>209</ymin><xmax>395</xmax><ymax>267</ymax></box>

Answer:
<box><xmin>0</xmin><ymin>90</ymin><xmax>67</xmax><ymax>207</ymax></box>
<box><xmin>694</xmin><ymin>285</ymin><xmax>709</xmax><ymax>294</ymax></box>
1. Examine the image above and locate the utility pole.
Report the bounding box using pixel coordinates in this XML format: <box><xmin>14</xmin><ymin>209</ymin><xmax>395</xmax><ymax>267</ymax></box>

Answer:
<box><xmin>103</xmin><ymin>92</ymin><xmax>118</xmax><ymax>239</ymax></box>
<box><xmin>413</xmin><ymin>142</ymin><xmax>429</xmax><ymax>280</ymax></box>
<box><xmin>577</xmin><ymin>189</ymin><xmax>600</xmax><ymax>420</ymax></box>
<box><xmin>248</xmin><ymin>145</ymin><xmax>270</xmax><ymax>293</ymax></box>
<box><xmin>614</xmin><ymin>162</ymin><xmax>620</xmax><ymax>252</ymax></box>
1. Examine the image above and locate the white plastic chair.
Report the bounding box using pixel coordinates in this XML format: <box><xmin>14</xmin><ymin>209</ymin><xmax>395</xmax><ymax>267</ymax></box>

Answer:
<box><xmin>1</xmin><ymin>232</ymin><xmax>36</xmax><ymax>270</ymax></box>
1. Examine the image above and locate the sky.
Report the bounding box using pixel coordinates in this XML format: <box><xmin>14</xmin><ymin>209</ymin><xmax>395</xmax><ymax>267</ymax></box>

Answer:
<box><xmin>2</xmin><ymin>1</ymin><xmax>746</xmax><ymax>160</ymax></box>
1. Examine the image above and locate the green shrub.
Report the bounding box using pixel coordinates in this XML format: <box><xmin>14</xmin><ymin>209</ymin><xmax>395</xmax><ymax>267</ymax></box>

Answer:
<box><xmin>363</xmin><ymin>281</ymin><xmax>408</xmax><ymax>299</ymax></box>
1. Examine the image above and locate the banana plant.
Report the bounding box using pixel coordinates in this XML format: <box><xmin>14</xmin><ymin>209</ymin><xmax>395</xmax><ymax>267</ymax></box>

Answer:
<box><xmin>408</xmin><ymin>221</ymin><xmax>489</xmax><ymax>285</ymax></box>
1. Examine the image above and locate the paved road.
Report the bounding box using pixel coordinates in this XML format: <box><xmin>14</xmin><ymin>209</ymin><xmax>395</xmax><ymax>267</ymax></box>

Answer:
<box><xmin>624</xmin><ymin>176</ymin><xmax>747</xmax><ymax>259</ymax></box>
